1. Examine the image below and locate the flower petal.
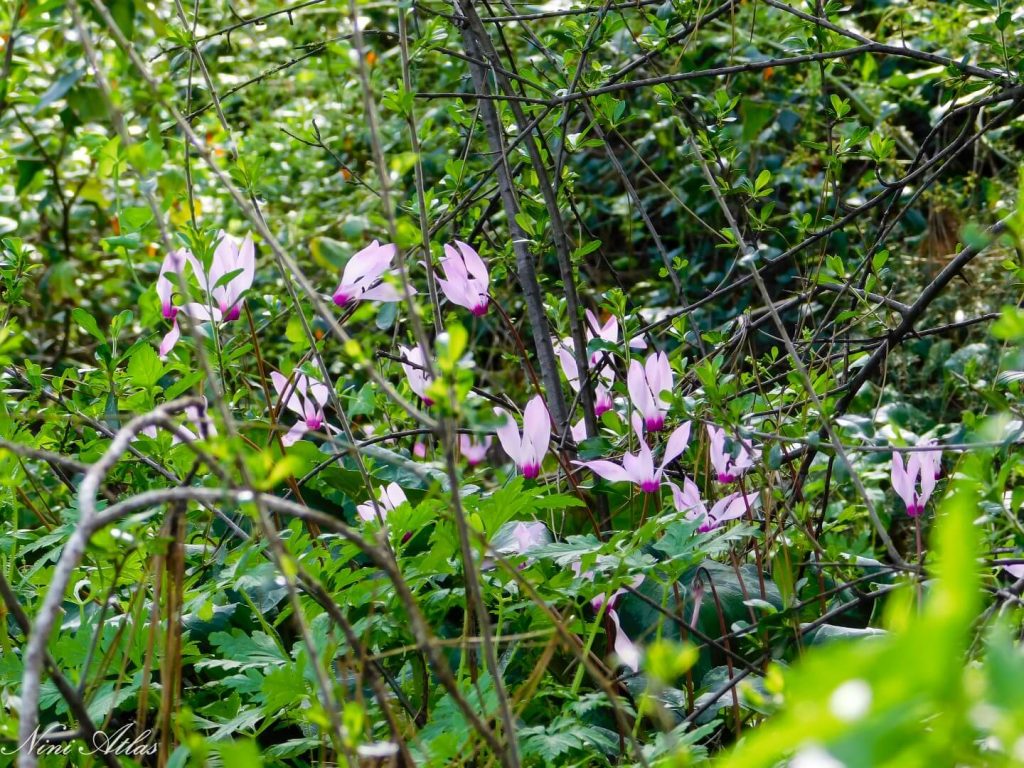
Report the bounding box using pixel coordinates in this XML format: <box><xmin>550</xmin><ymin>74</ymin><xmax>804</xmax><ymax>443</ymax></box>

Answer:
<box><xmin>455</xmin><ymin>240</ymin><xmax>488</xmax><ymax>282</ymax></box>
<box><xmin>307</xmin><ymin>377</ymin><xmax>330</xmax><ymax>408</ymax></box>
<box><xmin>627</xmin><ymin>359</ymin><xmax>654</xmax><ymax>417</ymax></box>
<box><xmin>709</xmin><ymin>490</ymin><xmax>757</xmax><ymax>526</ymax></box>
<box><xmin>608</xmin><ymin>608</ymin><xmax>641</xmax><ymax>673</ymax></box>
<box><xmin>360</xmin><ymin>282</ymin><xmax>405</xmax><ymax>302</ymax></box>
<box><xmin>891</xmin><ymin>451</ymin><xmax>915</xmax><ymax>509</ymax></box>
<box><xmin>182</xmin><ymin>302</ymin><xmax>222</xmax><ymax>323</ymax></box>
<box><xmin>158</xmin><ymin>320</ymin><xmax>180</xmax><ymax>359</ymax></box>
<box><xmin>343</xmin><ymin>240</ymin><xmax>394</xmax><ymax>284</ymax></box>
<box><xmin>281</xmin><ymin>420</ymin><xmax>308</xmax><ymax>447</ymax></box>
<box><xmin>556</xmin><ymin>346</ymin><xmax>580</xmax><ymax>390</ymax></box>
<box><xmin>522</xmin><ymin>395</ymin><xmax>551</xmax><ymax>466</ymax></box>
<box><xmin>661</xmin><ymin>421</ymin><xmax>692</xmax><ymax>469</ymax></box>
<box><xmin>271</xmin><ymin>372</ymin><xmax>306</xmax><ymax>417</ymax></box>
<box><xmin>577</xmin><ymin>459</ymin><xmax>633</xmax><ymax>484</ymax></box>
<box><xmin>493</xmin><ymin>407</ymin><xmax>524</xmax><ymax>464</ymax></box>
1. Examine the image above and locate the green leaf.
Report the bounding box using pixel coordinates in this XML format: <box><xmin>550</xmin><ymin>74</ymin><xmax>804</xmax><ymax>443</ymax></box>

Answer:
<box><xmin>127</xmin><ymin>344</ymin><xmax>163</xmax><ymax>388</ymax></box>
<box><xmin>991</xmin><ymin>306</ymin><xmax>1024</xmax><ymax>342</ymax></box>
<box><xmin>120</xmin><ymin>206</ymin><xmax>153</xmax><ymax>231</ymax></box>
<box><xmin>348</xmin><ymin>382</ymin><xmax>377</xmax><ymax>418</ymax></box>
<box><xmin>201</xmin><ymin>630</ymin><xmax>289</xmax><ymax>671</ymax></box>
<box><xmin>107</xmin><ymin>0</ymin><xmax>137</xmax><ymax>40</ymax></box>
<box><xmin>102</xmin><ymin>233</ymin><xmax>142</xmax><ymax>251</ymax></box>
<box><xmin>15</xmin><ymin>160</ymin><xmax>44</xmax><ymax>193</ymax></box>
<box><xmin>111</xmin><ymin>309</ymin><xmax>133</xmax><ymax>338</ymax></box>
<box><xmin>514</xmin><ymin>212</ymin><xmax>536</xmax><ymax>236</ymax></box>
<box><xmin>521</xmin><ymin>727</ymin><xmax>583</xmax><ymax>762</ymax></box>
<box><xmin>167</xmin><ymin>746</ymin><xmax>190</xmax><ymax>768</ymax></box>
<box><xmin>261</xmin><ymin>662</ymin><xmax>308</xmax><ymax>714</ymax></box>
<box><xmin>375</xmin><ymin>300</ymin><xmax>398</xmax><ymax>330</ymax></box>
<box><xmin>213</xmin><ymin>267</ymin><xmax>245</xmax><ymax>291</ymax></box>
<box><xmin>829</xmin><ymin>93</ymin><xmax>850</xmax><ymax>118</ymax></box>
<box><xmin>531</xmin><ymin>535</ymin><xmax>603</xmax><ymax>567</ymax></box>
<box><xmin>32</xmin><ymin>67</ymin><xmax>85</xmax><ymax>114</ymax></box>
<box><xmin>72</xmin><ymin>308</ymin><xmax>106</xmax><ymax>343</ymax></box>
<box><xmin>740</xmin><ymin>101</ymin><xmax>774</xmax><ymax>141</ymax></box>
<box><xmin>165</xmin><ymin>371</ymin><xmax>204</xmax><ymax>400</ymax></box>
<box><xmin>437</xmin><ymin>323</ymin><xmax>467</xmax><ymax>373</ymax></box>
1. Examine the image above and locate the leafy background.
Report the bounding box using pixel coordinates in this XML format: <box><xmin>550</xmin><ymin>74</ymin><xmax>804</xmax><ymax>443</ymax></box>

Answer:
<box><xmin>2</xmin><ymin>0</ymin><xmax>1024</xmax><ymax>766</ymax></box>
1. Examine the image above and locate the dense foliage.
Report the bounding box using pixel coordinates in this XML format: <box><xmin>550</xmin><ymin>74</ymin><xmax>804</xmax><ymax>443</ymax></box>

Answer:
<box><xmin>3</xmin><ymin>0</ymin><xmax>1024</xmax><ymax>766</ymax></box>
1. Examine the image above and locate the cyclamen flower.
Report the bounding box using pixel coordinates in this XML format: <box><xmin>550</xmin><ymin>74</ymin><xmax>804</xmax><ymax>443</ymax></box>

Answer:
<box><xmin>155</xmin><ymin>250</ymin><xmax>186</xmax><ymax>359</ymax></box>
<box><xmin>576</xmin><ymin>414</ymin><xmax>691</xmax><ymax>493</ymax></box>
<box><xmin>573</xmin><ymin>563</ymin><xmax>644</xmax><ymax>673</ymax></box>
<box><xmin>436</xmin><ymin>241</ymin><xmax>489</xmax><ymax>316</ymax></box>
<box><xmin>185</xmin><ymin>231</ymin><xmax>256</xmax><ymax>322</ymax></box>
<box><xmin>156</xmin><ymin>233</ymin><xmax>256</xmax><ymax>358</ymax></box>
<box><xmin>494</xmin><ymin>395</ymin><xmax>551</xmax><ymax>479</ymax></box>
<box><xmin>271</xmin><ymin>371</ymin><xmax>335</xmax><ymax>447</ymax></box>
<box><xmin>157</xmin><ymin>249</ymin><xmax>186</xmax><ymax>320</ymax></box>
<box><xmin>918</xmin><ymin>439</ymin><xmax>943</xmax><ymax>480</ymax></box>
<box><xmin>555</xmin><ymin>341</ymin><xmax>614</xmax><ymax>417</ymax></box>
<box><xmin>627</xmin><ymin>351</ymin><xmax>673</xmax><ymax>431</ymax></box>
<box><xmin>891</xmin><ymin>449</ymin><xmax>939</xmax><ymax>517</ymax></box>
<box><xmin>1005</xmin><ymin>561</ymin><xmax>1024</xmax><ymax>580</ymax></box>
<box><xmin>506</xmin><ymin>521</ymin><xmax>549</xmax><ymax>553</ymax></box>
<box><xmin>159</xmin><ymin>320</ymin><xmax>181</xmax><ymax>360</ymax></box>
<box><xmin>707</xmin><ymin>425</ymin><xmax>760</xmax><ymax>483</ymax></box>
<box><xmin>357</xmin><ymin>482</ymin><xmax>408</xmax><ymax>523</ymax></box>
<box><xmin>668</xmin><ymin>476</ymin><xmax>758</xmax><ymax>532</ymax></box>
<box><xmin>459</xmin><ymin>434</ymin><xmax>492</xmax><ymax>466</ymax></box>
<box><xmin>333</xmin><ymin>240</ymin><xmax>408</xmax><ymax>306</ymax></box>
<box><xmin>484</xmin><ymin>520</ymin><xmax>551</xmax><ymax>570</ymax></box>
<box><xmin>399</xmin><ymin>345</ymin><xmax>434</xmax><ymax>406</ymax></box>
<box><xmin>181</xmin><ymin>400</ymin><xmax>218</xmax><ymax>442</ymax></box>
<box><xmin>593</xmin><ymin>590</ymin><xmax>641</xmax><ymax>673</ymax></box>
<box><xmin>585</xmin><ymin>309</ymin><xmax>646</xmax><ymax>365</ymax></box>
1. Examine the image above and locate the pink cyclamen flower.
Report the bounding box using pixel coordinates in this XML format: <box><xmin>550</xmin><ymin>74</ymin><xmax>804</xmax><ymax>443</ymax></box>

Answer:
<box><xmin>185</xmin><ymin>231</ymin><xmax>256</xmax><ymax>322</ymax></box>
<box><xmin>153</xmin><ymin>234</ymin><xmax>255</xmax><ymax>358</ymax></box>
<box><xmin>1005</xmin><ymin>562</ymin><xmax>1024</xmax><ymax>580</ymax></box>
<box><xmin>707</xmin><ymin>425</ymin><xmax>760</xmax><ymax>483</ymax></box>
<box><xmin>484</xmin><ymin>520</ymin><xmax>551</xmax><ymax>570</ymax></box>
<box><xmin>585</xmin><ymin>309</ymin><xmax>646</xmax><ymax>365</ymax></box>
<box><xmin>156</xmin><ymin>249</ymin><xmax>186</xmax><ymax>320</ymax></box>
<box><xmin>155</xmin><ymin>250</ymin><xmax>187</xmax><ymax>359</ymax></box>
<box><xmin>555</xmin><ymin>341</ymin><xmax>614</xmax><ymax>417</ymax></box>
<box><xmin>356</xmin><ymin>482</ymin><xmax>408</xmax><ymax>523</ymax></box>
<box><xmin>918</xmin><ymin>439</ymin><xmax>943</xmax><ymax>480</ymax></box>
<box><xmin>576</xmin><ymin>414</ymin><xmax>691</xmax><ymax>493</ymax></box>
<box><xmin>507</xmin><ymin>521</ymin><xmax>549</xmax><ymax>553</ymax></box>
<box><xmin>891</xmin><ymin>449</ymin><xmax>938</xmax><ymax>517</ymax></box>
<box><xmin>436</xmin><ymin>241</ymin><xmax>489</xmax><ymax>316</ymax></box>
<box><xmin>627</xmin><ymin>351</ymin><xmax>673</xmax><ymax>431</ymax></box>
<box><xmin>271</xmin><ymin>371</ymin><xmax>335</xmax><ymax>447</ymax></box>
<box><xmin>459</xmin><ymin>434</ymin><xmax>492</xmax><ymax>466</ymax></box>
<box><xmin>413</xmin><ymin>441</ymin><xmax>428</xmax><ymax>459</ymax></box>
<box><xmin>494</xmin><ymin>395</ymin><xmax>551</xmax><ymax>479</ymax></box>
<box><xmin>332</xmin><ymin>240</ymin><xmax>407</xmax><ymax>306</ymax></box>
<box><xmin>668</xmin><ymin>476</ymin><xmax>758</xmax><ymax>532</ymax></box>
<box><xmin>158</xmin><ymin>320</ymin><xmax>181</xmax><ymax>360</ymax></box>
<box><xmin>182</xmin><ymin>399</ymin><xmax>218</xmax><ymax>441</ymax></box>
<box><xmin>399</xmin><ymin>345</ymin><xmax>434</xmax><ymax>406</ymax></box>
<box><xmin>574</xmin><ymin>563</ymin><xmax>644</xmax><ymax>673</ymax></box>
